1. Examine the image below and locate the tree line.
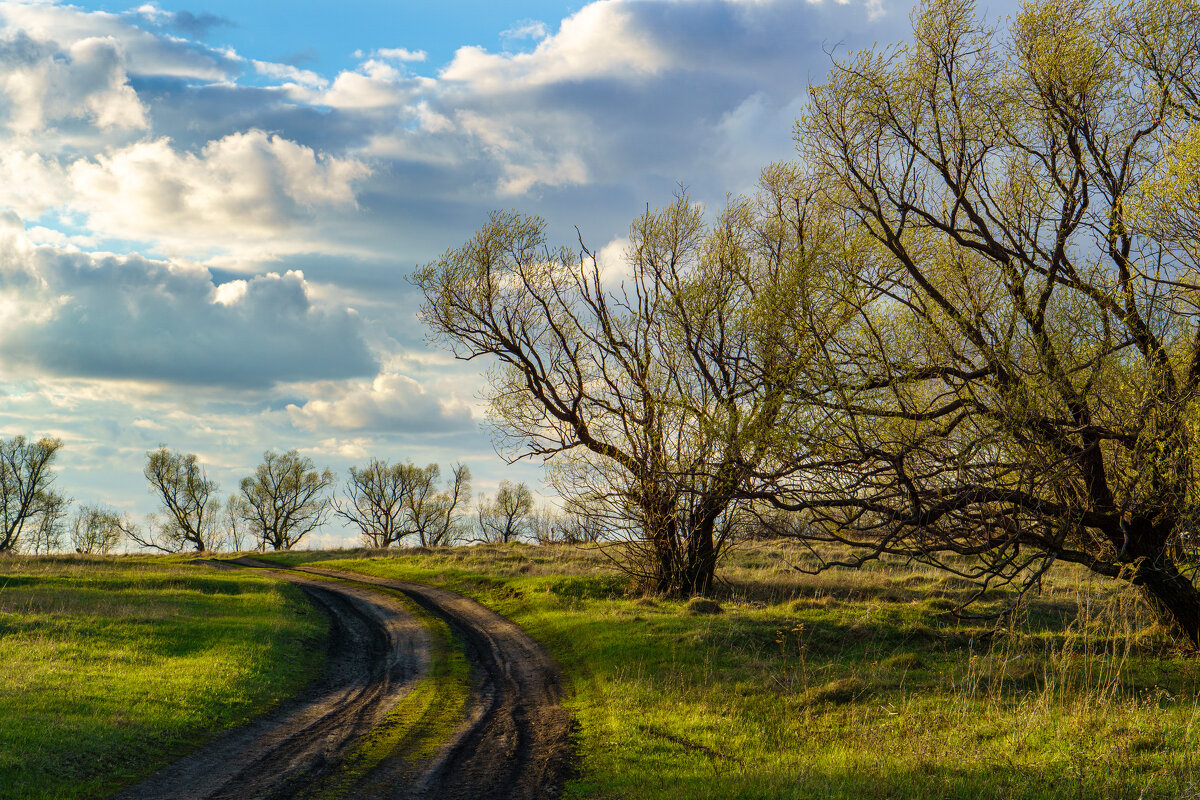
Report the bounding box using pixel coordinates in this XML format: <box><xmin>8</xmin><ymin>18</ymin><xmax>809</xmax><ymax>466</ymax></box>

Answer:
<box><xmin>414</xmin><ymin>0</ymin><xmax>1200</xmax><ymax>647</ymax></box>
<box><xmin>0</xmin><ymin>438</ymin><xmax>600</xmax><ymax>555</ymax></box>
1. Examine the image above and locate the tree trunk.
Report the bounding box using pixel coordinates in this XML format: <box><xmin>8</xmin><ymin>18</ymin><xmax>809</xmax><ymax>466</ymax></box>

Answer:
<box><xmin>1131</xmin><ymin>556</ymin><xmax>1200</xmax><ymax>648</ymax></box>
<box><xmin>684</xmin><ymin>514</ymin><xmax>718</xmax><ymax>596</ymax></box>
<box><xmin>652</xmin><ymin>519</ymin><xmax>677</xmax><ymax>594</ymax></box>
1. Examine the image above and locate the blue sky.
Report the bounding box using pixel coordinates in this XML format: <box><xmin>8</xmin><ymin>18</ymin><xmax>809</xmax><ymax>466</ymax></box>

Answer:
<box><xmin>0</xmin><ymin>0</ymin><xmax>1004</xmax><ymax>547</ymax></box>
<box><xmin>72</xmin><ymin>1</ymin><xmax>587</xmax><ymax>73</ymax></box>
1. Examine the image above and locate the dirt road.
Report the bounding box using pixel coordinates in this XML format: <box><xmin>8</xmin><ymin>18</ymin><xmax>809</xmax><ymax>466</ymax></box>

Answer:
<box><xmin>112</xmin><ymin>560</ymin><xmax>573</xmax><ymax>800</ymax></box>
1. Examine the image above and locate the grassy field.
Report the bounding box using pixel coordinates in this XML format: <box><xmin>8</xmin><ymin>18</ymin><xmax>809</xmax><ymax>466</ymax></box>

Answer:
<box><xmin>0</xmin><ymin>554</ymin><xmax>328</xmax><ymax>800</ymax></box>
<box><xmin>264</xmin><ymin>542</ymin><xmax>1200</xmax><ymax>800</ymax></box>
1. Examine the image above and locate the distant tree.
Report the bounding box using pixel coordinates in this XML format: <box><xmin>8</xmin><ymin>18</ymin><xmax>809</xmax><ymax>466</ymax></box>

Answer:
<box><xmin>476</xmin><ymin>481</ymin><xmax>533</xmax><ymax>544</ymax></box>
<box><xmin>334</xmin><ymin>459</ymin><xmax>413</xmax><ymax>548</ymax></box>
<box><xmin>529</xmin><ymin>504</ymin><xmax>559</xmax><ymax>545</ymax></box>
<box><xmin>553</xmin><ymin>495</ymin><xmax>609</xmax><ymax>544</ymax></box>
<box><xmin>26</xmin><ymin>493</ymin><xmax>69</xmax><ymax>554</ymax></box>
<box><xmin>0</xmin><ymin>436</ymin><xmax>64</xmax><ymax>553</ymax></box>
<box><xmin>71</xmin><ymin>505</ymin><xmax>127</xmax><ymax>555</ymax></box>
<box><xmin>135</xmin><ymin>447</ymin><xmax>221</xmax><ymax>553</ymax></box>
<box><xmin>237</xmin><ymin>450</ymin><xmax>333</xmax><ymax>551</ymax></box>
<box><xmin>403</xmin><ymin>462</ymin><xmax>471</xmax><ymax>547</ymax></box>
<box><xmin>224</xmin><ymin>495</ymin><xmax>252</xmax><ymax>552</ymax></box>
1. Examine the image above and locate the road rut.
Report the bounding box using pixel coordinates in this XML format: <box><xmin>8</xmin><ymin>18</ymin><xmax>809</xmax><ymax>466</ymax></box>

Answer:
<box><xmin>111</xmin><ymin>559</ymin><xmax>573</xmax><ymax>800</ymax></box>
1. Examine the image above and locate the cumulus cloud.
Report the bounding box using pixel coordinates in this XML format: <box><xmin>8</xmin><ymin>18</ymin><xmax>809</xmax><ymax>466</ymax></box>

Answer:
<box><xmin>67</xmin><ymin>130</ymin><xmax>369</xmax><ymax>245</ymax></box>
<box><xmin>286</xmin><ymin>372</ymin><xmax>474</xmax><ymax>434</ymax></box>
<box><xmin>0</xmin><ymin>30</ymin><xmax>147</xmax><ymax>135</ymax></box>
<box><xmin>0</xmin><ymin>218</ymin><xmax>376</xmax><ymax>388</ymax></box>
<box><xmin>0</xmin><ymin>2</ymin><xmax>241</xmax><ymax>81</ymax></box>
<box><xmin>442</xmin><ymin>2</ymin><xmax>667</xmax><ymax>89</ymax></box>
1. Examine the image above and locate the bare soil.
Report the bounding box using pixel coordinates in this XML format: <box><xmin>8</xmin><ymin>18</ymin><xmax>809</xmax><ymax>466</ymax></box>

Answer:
<box><xmin>296</xmin><ymin>564</ymin><xmax>575</xmax><ymax>800</ymax></box>
<box><xmin>110</xmin><ymin>559</ymin><xmax>573</xmax><ymax>800</ymax></box>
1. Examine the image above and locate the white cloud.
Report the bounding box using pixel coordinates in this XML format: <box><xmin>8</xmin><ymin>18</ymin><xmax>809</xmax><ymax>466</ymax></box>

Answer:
<box><xmin>0</xmin><ymin>31</ymin><xmax>147</xmax><ymax>135</ymax></box>
<box><xmin>0</xmin><ymin>2</ymin><xmax>241</xmax><ymax>81</ymax></box>
<box><xmin>286</xmin><ymin>371</ymin><xmax>473</xmax><ymax>434</ymax></box>
<box><xmin>0</xmin><ymin>218</ymin><xmax>377</xmax><ymax>387</ymax></box>
<box><xmin>66</xmin><ymin>130</ymin><xmax>370</xmax><ymax>246</ymax></box>
<box><xmin>442</xmin><ymin>2</ymin><xmax>667</xmax><ymax>89</ymax></box>
<box><xmin>252</xmin><ymin>59</ymin><xmax>328</xmax><ymax>88</ymax></box>
<box><xmin>501</xmin><ymin>19</ymin><xmax>550</xmax><ymax>42</ymax></box>
<box><xmin>595</xmin><ymin>236</ymin><xmax>633</xmax><ymax>286</ymax></box>
<box><xmin>374</xmin><ymin>47</ymin><xmax>427</xmax><ymax>62</ymax></box>
<box><xmin>0</xmin><ymin>151</ymin><xmax>69</xmax><ymax>217</ymax></box>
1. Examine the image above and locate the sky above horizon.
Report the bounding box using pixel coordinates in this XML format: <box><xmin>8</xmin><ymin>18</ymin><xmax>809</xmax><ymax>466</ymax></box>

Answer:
<box><xmin>0</xmin><ymin>0</ymin><xmax>1010</xmax><ymax>548</ymax></box>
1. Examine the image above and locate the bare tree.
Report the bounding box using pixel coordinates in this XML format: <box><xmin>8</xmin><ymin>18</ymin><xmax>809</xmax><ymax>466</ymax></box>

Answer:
<box><xmin>414</xmin><ymin>181</ymin><xmax>817</xmax><ymax>594</ymax></box>
<box><xmin>0</xmin><ymin>436</ymin><xmax>64</xmax><ymax>553</ymax></box>
<box><xmin>26</xmin><ymin>493</ymin><xmax>69</xmax><ymax>554</ymax></box>
<box><xmin>403</xmin><ymin>462</ymin><xmax>471</xmax><ymax>547</ymax></box>
<box><xmin>476</xmin><ymin>480</ymin><xmax>533</xmax><ymax>543</ymax></box>
<box><xmin>554</xmin><ymin>495</ymin><xmax>608</xmax><ymax>544</ymax></box>
<box><xmin>237</xmin><ymin>450</ymin><xmax>333</xmax><ymax>551</ymax></box>
<box><xmin>224</xmin><ymin>495</ymin><xmax>252</xmax><ymax>552</ymax></box>
<box><xmin>334</xmin><ymin>459</ymin><xmax>413</xmax><ymax>548</ymax></box>
<box><xmin>529</xmin><ymin>504</ymin><xmax>559</xmax><ymax>545</ymax></box>
<box><xmin>71</xmin><ymin>505</ymin><xmax>128</xmax><ymax>555</ymax></box>
<box><xmin>136</xmin><ymin>447</ymin><xmax>221</xmax><ymax>552</ymax></box>
<box><xmin>788</xmin><ymin>0</ymin><xmax>1200</xmax><ymax>643</ymax></box>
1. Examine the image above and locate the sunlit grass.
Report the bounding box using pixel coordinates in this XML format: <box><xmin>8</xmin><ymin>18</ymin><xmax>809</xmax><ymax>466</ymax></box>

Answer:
<box><xmin>0</xmin><ymin>555</ymin><xmax>327</xmax><ymax>800</ymax></box>
<box><xmin>267</xmin><ymin>541</ymin><xmax>1200</xmax><ymax>799</ymax></box>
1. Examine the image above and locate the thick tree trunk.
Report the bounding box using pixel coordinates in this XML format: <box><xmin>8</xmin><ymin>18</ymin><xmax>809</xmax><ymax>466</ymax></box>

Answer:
<box><xmin>1131</xmin><ymin>556</ymin><xmax>1200</xmax><ymax>648</ymax></box>
<box><xmin>683</xmin><ymin>514</ymin><xmax>718</xmax><ymax>596</ymax></box>
<box><xmin>648</xmin><ymin>510</ymin><xmax>678</xmax><ymax>594</ymax></box>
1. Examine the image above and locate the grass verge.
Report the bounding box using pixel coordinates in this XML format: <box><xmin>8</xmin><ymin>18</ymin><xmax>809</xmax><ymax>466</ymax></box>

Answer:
<box><xmin>0</xmin><ymin>554</ymin><xmax>327</xmax><ymax>800</ymax></box>
<box><xmin>264</xmin><ymin>542</ymin><xmax>1200</xmax><ymax>800</ymax></box>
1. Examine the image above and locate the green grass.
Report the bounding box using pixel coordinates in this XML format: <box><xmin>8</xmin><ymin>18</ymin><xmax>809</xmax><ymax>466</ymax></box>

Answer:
<box><xmin>0</xmin><ymin>554</ymin><xmax>328</xmax><ymax>800</ymax></box>
<box><xmin>264</xmin><ymin>542</ymin><xmax>1200</xmax><ymax>800</ymax></box>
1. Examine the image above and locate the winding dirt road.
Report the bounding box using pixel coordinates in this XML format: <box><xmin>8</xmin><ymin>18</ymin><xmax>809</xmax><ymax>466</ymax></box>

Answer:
<box><xmin>113</xmin><ymin>560</ymin><xmax>573</xmax><ymax>800</ymax></box>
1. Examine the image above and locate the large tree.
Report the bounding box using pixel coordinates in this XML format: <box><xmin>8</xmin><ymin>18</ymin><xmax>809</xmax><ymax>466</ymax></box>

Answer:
<box><xmin>0</xmin><ymin>436</ymin><xmax>64</xmax><ymax>553</ymax></box>
<box><xmin>789</xmin><ymin>0</ymin><xmax>1200</xmax><ymax>643</ymax></box>
<box><xmin>135</xmin><ymin>447</ymin><xmax>220</xmax><ymax>552</ymax></box>
<box><xmin>414</xmin><ymin>179</ymin><xmax>819</xmax><ymax>594</ymax></box>
<box><xmin>237</xmin><ymin>450</ymin><xmax>334</xmax><ymax>551</ymax></box>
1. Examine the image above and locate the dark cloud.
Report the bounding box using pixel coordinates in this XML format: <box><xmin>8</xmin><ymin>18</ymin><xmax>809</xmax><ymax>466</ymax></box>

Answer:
<box><xmin>0</xmin><ymin>238</ymin><xmax>377</xmax><ymax>388</ymax></box>
<box><xmin>168</xmin><ymin>10</ymin><xmax>234</xmax><ymax>39</ymax></box>
<box><xmin>278</xmin><ymin>47</ymin><xmax>320</xmax><ymax>67</ymax></box>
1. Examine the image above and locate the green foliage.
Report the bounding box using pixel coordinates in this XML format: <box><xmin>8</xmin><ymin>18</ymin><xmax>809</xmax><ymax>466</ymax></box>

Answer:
<box><xmin>0</xmin><ymin>435</ymin><xmax>63</xmax><ymax>553</ymax></box>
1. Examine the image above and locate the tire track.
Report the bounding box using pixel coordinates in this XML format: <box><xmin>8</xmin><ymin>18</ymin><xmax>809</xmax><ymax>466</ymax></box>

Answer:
<box><xmin>109</xmin><ymin>560</ymin><xmax>574</xmax><ymax>800</ymax></box>
<box><xmin>286</xmin><ymin>564</ymin><xmax>575</xmax><ymax>800</ymax></box>
<box><xmin>113</xmin><ymin>565</ymin><xmax>432</xmax><ymax>800</ymax></box>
